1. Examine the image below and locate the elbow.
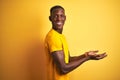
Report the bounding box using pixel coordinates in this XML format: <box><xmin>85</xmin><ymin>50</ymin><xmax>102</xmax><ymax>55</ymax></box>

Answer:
<box><xmin>60</xmin><ymin>66</ymin><xmax>69</xmax><ymax>74</ymax></box>
<box><xmin>61</xmin><ymin>69</ymin><xmax>67</xmax><ymax>74</ymax></box>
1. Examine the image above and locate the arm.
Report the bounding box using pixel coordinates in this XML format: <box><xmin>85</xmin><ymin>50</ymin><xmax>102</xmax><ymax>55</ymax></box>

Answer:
<box><xmin>69</xmin><ymin>53</ymin><xmax>86</xmax><ymax>62</ymax></box>
<box><xmin>51</xmin><ymin>50</ymin><xmax>107</xmax><ymax>74</ymax></box>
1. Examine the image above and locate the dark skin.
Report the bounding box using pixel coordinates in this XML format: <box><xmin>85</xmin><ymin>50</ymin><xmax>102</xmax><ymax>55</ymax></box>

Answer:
<box><xmin>49</xmin><ymin>8</ymin><xmax>66</xmax><ymax>34</ymax></box>
<box><xmin>49</xmin><ymin>8</ymin><xmax>107</xmax><ymax>74</ymax></box>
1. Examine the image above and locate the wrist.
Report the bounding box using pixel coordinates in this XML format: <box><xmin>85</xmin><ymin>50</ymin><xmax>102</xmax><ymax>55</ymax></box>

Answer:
<box><xmin>84</xmin><ymin>53</ymin><xmax>90</xmax><ymax>60</ymax></box>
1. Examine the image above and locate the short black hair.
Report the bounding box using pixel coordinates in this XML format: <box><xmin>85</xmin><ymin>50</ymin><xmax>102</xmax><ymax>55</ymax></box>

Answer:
<box><xmin>50</xmin><ymin>5</ymin><xmax>65</xmax><ymax>14</ymax></box>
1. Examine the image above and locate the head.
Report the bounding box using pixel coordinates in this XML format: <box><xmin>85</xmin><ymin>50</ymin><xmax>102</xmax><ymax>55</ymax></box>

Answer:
<box><xmin>49</xmin><ymin>5</ymin><xmax>66</xmax><ymax>33</ymax></box>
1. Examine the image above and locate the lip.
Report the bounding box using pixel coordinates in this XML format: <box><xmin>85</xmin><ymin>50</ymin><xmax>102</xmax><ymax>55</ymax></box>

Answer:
<box><xmin>56</xmin><ymin>22</ymin><xmax>63</xmax><ymax>25</ymax></box>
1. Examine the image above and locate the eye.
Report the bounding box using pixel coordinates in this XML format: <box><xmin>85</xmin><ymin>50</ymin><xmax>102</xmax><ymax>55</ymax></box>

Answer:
<box><xmin>53</xmin><ymin>15</ymin><xmax>58</xmax><ymax>18</ymax></box>
<box><xmin>61</xmin><ymin>15</ymin><xmax>65</xmax><ymax>18</ymax></box>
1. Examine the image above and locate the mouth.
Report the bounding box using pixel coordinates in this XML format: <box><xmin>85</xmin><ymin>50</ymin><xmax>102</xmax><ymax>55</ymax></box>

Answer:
<box><xmin>56</xmin><ymin>22</ymin><xmax>63</xmax><ymax>26</ymax></box>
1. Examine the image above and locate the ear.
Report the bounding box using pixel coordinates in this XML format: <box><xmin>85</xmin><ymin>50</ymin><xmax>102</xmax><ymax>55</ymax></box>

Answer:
<box><xmin>49</xmin><ymin>16</ymin><xmax>52</xmax><ymax>21</ymax></box>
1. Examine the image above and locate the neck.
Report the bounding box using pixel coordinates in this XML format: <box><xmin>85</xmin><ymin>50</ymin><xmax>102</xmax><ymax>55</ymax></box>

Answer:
<box><xmin>52</xmin><ymin>27</ymin><xmax>63</xmax><ymax>34</ymax></box>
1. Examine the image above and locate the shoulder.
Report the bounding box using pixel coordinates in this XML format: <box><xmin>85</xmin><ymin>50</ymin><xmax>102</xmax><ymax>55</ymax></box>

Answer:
<box><xmin>46</xmin><ymin>29</ymin><xmax>61</xmax><ymax>41</ymax></box>
<box><xmin>45</xmin><ymin>30</ymin><xmax>63</xmax><ymax>53</ymax></box>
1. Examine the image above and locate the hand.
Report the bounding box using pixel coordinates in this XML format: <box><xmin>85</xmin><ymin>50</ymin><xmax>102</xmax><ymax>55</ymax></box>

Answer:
<box><xmin>85</xmin><ymin>50</ymin><xmax>107</xmax><ymax>60</ymax></box>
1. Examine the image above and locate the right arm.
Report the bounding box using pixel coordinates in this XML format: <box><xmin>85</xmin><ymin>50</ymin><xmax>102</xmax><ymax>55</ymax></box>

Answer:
<box><xmin>52</xmin><ymin>50</ymin><xmax>89</xmax><ymax>74</ymax></box>
<box><xmin>52</xmin><ymin>50</ymin><xmax>107</xmax><ymax>74</ymax></box>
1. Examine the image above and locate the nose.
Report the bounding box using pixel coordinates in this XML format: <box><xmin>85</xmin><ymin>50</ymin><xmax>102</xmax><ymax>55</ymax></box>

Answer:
<box><xmin>56</xmin><ymin>15</ymin><xmax>61</xmax><ymax>21</ymax></box>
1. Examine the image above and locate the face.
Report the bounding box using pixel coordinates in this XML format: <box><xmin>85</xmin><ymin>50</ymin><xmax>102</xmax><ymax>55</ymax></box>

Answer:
<box><xmin>49</xmin><ymin>8</ymin><xmax>66</xmax><ymax>32</ymax></box>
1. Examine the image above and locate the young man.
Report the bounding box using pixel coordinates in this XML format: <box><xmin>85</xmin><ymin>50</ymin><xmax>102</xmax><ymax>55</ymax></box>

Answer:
<box><xmin>44</xmin><ymin>5</ymin><xmax>107</xmax><ymax>80</ymax></box>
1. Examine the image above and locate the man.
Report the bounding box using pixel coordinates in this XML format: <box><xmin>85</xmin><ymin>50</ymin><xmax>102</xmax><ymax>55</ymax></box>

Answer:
<box><xmin>44</xmin><ymin>5</ymin><xmax>107</xmax><ymax>80</ymax></box>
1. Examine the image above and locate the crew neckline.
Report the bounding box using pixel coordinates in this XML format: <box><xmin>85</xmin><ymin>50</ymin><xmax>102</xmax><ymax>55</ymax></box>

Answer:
<box><xmin>52</xmin><ymin>29</ymin><xmax>63</xmax><ymax>36</ymax></box>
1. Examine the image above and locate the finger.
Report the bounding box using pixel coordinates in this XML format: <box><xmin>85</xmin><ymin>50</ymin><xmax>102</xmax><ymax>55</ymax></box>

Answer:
<box><xmin>89</xmin><ymin>50</ymin><xmax>99</xmax><ymax>53</ymax></box>
<box><xmin>93</xmin><ymin>50</ymin><xmax>99</xmax><ymax>53</ymax></box>
<box><xmin>96</xmin><ymin>53</ymin><xmax>107</xmax><ymax>59</ymax></box>
<box><xmin>100</xmin><ymin>52</ymin><xmax>107</xmax><ymax>57</ymax></box>
<box><xmin>102</xmin><ymin>53</ymin><xmax>107</xmax><ymax>57</ymax></box>
<box><xmin>97</xmin><ymin>52</ymin><xmax>107</xmax><ymax>56</ymax></box>
<box><xmin>93</xmin><ymin>50</ymin><xmax>99</xmax><ymax>54</ymax></box>
<box><xmin>89</xmin><ymin>50</ymin><xmax>99</xmax><ymax>55</ymax></box>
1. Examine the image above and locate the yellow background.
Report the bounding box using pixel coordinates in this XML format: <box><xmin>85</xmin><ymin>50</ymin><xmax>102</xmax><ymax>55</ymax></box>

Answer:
<box><xmin>0</xmin><ymin>0</ymin><xmax>120</xmax><ymax>80</ymax></box>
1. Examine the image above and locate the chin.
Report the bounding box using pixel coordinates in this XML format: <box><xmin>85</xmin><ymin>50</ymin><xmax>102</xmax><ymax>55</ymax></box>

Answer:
<box><xmin>58</xmin><ymin>26</ymin><xmax>63</xmax><ymax>30</ymax></box>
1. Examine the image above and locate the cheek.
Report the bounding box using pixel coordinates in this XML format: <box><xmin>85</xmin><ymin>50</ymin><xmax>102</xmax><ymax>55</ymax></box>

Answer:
<box><xmin>52</xmin><ymin>18</ymin><xmax>57</xmax><ymax>21</ymax></box>
<box><xmin>62</xmin><ymin>17</ymin><xmax>66</xmax><ymax>21</ymax></box>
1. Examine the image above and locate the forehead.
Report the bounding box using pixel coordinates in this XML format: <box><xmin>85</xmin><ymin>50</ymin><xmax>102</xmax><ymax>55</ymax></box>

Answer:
<box><xmin>51</xmin><ymin>8</ymin><xmax>65</xmax><ymax>14</ymax></box>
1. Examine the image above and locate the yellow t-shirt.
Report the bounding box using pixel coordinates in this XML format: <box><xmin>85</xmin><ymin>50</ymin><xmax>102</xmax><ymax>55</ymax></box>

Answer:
<box><xmin>45</xmin><ymin>29</ymin><xmax>69</xmax><ymax>80</ymax></box>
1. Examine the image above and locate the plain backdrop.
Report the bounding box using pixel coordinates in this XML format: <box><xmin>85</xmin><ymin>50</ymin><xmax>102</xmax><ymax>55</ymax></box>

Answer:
<box><xmin>0</xmin><ymin>0</ymin><xmax>120</xmax><ymax>80</ymax></box>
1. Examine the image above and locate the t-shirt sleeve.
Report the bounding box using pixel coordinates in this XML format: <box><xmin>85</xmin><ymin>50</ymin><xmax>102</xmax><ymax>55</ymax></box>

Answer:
<box><xmin>47</xmin><ymin>36</ymin><xmax>62</xmax><ymax>53</ymax></box>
